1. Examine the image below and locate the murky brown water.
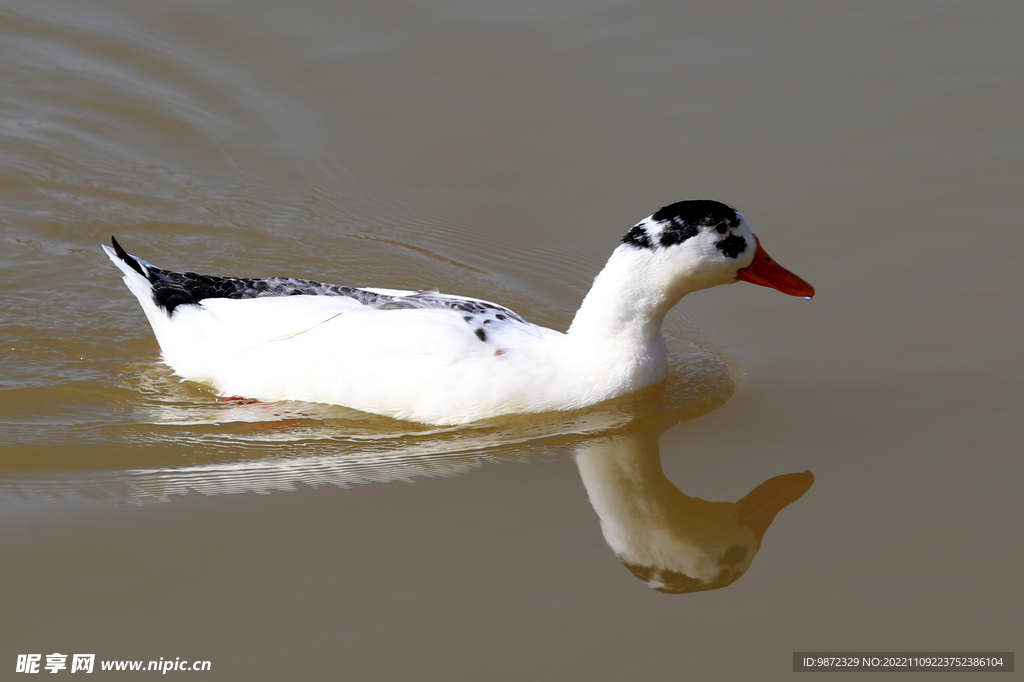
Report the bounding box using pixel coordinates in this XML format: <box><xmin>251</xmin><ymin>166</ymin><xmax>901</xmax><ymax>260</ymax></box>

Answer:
<box><xmin>1</xmin><ymin>0</ymin><xmax>1020</xmax><ymax>679</ymax></box>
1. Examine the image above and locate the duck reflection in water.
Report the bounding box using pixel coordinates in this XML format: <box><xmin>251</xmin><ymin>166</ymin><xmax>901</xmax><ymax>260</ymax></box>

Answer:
<box><xmin>575</xmin><ymin>429</ymin><xmax>813</xmax><ymax>593</ymax></box>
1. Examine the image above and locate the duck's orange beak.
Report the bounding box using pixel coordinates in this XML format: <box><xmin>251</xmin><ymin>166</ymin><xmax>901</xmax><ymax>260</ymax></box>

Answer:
<box><xmin>736</xmin><ymin>237</ymin><xmax>815</xmax><ymax>298</ymax></box>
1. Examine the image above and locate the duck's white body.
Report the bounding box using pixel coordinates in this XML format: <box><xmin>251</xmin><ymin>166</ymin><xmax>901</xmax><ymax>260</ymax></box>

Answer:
<box><xmin>105</xmin><ymin>200</ymin><xmax>813</xmax><ymax>425</ymax></box>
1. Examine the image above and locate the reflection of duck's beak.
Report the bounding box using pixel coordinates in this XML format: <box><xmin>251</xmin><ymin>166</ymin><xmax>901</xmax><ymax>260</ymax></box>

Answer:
<box><xmin>574</xmin><ymin>433</ymin><xmax>813</xmax><ymax>594</ymax></box>
<box><xmin>737</xmin><ymin>471</ymin><xmax>814</xmax><ymax>544</ymax></box>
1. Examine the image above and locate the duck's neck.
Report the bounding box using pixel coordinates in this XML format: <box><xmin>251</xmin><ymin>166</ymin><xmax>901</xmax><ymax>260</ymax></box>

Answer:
<box><xmin>567</xmin><ymin>246</ymin><xmax>692</xmax><ymax>346</ymax></box>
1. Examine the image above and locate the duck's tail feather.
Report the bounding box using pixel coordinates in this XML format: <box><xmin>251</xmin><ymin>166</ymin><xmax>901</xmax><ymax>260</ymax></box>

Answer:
<box><xmin>104</xmin><ymin>236</ymin><xmax>163</xmax><ymax>282</ymax></box>
<box><xmin>109</xmin><ymin>236</ymin><xmax>149</xmax><ymax>278</ymax></box>
<box><xmin>104</xmin><ymin>237</ymin><xmax>174</xmax><ymax>333</ymax></box>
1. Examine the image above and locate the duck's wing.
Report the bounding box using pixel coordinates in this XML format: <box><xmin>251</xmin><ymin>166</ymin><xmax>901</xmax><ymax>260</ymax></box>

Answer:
<box><xmin>105</xmin><ymin>238</ymin><xmax>429</xmax><ymax>315</ymax></box>
<box><xmin>104</xmin><ymin>237</ymin><xmax>525</xmax><ymax>322</ymax></box>
<box><xmin>105</xmin><ymin>237</ymin><xmax>544</xmax><ymax>378</ymax></box>
<box><xmin>162</xmin><ymin>292</ymin><xmax>558</xmax><ymax>421</ymax></box>
<box><xmin>192</xmin><ymin>293</ymin><xmax>545</xmax><ymax>360</ymax></box>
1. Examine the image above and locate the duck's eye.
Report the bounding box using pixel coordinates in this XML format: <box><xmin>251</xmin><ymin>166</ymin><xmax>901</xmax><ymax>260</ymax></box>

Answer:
<box><xmin>715</xmin><ymin>223</ymin><xmax>729</xmax><ymax>234</ymax></box>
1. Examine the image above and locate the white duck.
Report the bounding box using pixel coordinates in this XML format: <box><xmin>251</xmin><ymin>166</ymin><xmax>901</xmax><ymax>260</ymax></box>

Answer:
<box><xmin>105</xmin><ymin>200</ymin><xmax>814</xmax><ymax>425</ymax></box>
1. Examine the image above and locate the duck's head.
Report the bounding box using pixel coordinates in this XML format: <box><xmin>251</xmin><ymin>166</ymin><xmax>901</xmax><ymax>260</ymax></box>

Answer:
<box><xmin>621</xmin><ymin>200</ymin><xmax>815</xmax><ymax>298</ymax></box>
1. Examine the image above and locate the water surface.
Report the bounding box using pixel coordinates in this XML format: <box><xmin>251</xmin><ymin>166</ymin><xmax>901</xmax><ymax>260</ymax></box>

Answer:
<box><xmin>1</xmin><ymin>0</ymin><xmax>1020</xmax><ymax>679</ymax></box>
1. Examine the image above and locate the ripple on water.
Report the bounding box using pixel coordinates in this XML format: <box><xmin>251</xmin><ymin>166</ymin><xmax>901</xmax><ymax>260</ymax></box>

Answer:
<box><xmin>0</xmin><ymin>331</ymin><xmax>738</xmax><ymax>504</ymax></box>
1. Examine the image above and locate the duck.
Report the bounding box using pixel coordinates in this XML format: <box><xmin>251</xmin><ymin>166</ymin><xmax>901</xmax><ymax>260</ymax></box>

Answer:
<box><xmin>104</xmin><ymin>199</ymin><xmax>814</xmax><ymax>425</ymax></box>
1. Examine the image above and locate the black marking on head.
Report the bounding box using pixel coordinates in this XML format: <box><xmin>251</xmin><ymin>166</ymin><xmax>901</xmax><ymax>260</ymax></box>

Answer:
<box><xmin>651</xmin><ymin>200</ymin><xmax>738</xmax><ymax>227</ymax></box>
<box><xmin>495</xmin><ymin>314</ymin><xmax>506</xmax><ymax>321</ymax></box>
<box><xmin>715</xmin><ymin>234</ymin><xmax>748</xmax><ymax>259</ymax></box>
<box><xmin>621</xmin><ymin>224</ymin><xmax>652</xmax><ymax>249</ymax></box>
<box><xmin>659</xmin><ymin>223</ymin><xmax>698</xmax><ymax>247</ymax></box>
<box><xmin>625</xmin><ymin>200</ymin><xmax>741</xmax><ymax>250</ymax></box>
<box><xmin>474</xmin><ymin>328</ymin><xmax>487</xmax><ymax>342</ymax></box>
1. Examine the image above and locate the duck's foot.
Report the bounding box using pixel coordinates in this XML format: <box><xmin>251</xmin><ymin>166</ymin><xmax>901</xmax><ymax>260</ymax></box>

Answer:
<box><xmin>217</xmin><ymin>393</ymin><xmax>260</xmax><ymax>406</ymax></box>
